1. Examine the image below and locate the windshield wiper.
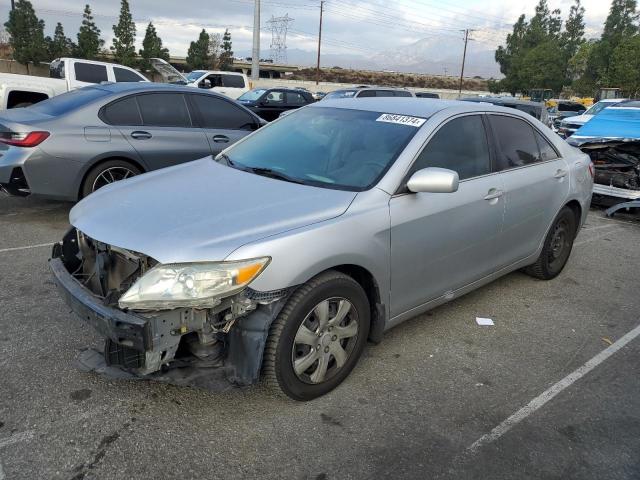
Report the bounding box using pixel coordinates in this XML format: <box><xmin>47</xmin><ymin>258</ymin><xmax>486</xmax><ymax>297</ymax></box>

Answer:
<box><xmin>244</xmin><ymin>167</ymin><xmax>306</xmax><ymax>185</ymax></box>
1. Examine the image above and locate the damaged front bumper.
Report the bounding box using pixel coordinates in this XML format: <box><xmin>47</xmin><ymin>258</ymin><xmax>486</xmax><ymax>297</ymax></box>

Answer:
<box><xmin>49</xmin><ymin>229</ymin><xmax>292</xmax><ymax>387</ymax></box>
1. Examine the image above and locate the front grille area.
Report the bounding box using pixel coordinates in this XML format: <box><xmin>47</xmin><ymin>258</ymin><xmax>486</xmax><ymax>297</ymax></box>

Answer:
<box><xmin>72</xmin><ymin>231</ymin><xmax>156</xmax><ymax>306</ymax></box>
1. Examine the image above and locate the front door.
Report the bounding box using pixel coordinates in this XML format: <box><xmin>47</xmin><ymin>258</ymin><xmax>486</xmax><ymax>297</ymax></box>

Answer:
<box><xmin>389</xmin><ymin>115</ymin><xmax>505</xmax><ymax>317</ymax></box>
<box><xmin>187</xmin><ymin>93</ymin><xmax>256</xmax><ymax>155</ymax></box>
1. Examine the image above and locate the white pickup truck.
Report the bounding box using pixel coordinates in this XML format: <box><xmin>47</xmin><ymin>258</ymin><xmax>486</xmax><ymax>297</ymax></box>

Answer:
<box><xmin>0</xmin><ymin>57</ymin><xmax>148</xmax><ymax>109</ymax></box>
<box><xmin>151</xmin><ymin>58</ymin><xmax>250</xmax><ymax>99</ymax></box>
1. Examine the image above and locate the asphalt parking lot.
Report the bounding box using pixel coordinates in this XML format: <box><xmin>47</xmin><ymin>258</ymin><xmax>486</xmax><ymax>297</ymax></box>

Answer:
<box><xmin>0</xmin><ymin>194</ymin><xmax>639</xmax><ymax>480</ymax></box>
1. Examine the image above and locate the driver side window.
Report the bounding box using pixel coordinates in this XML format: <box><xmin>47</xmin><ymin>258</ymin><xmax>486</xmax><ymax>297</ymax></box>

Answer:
<box><xmin>408</xmin><ymin>115</ymin><xmax>490</xmax><ymax>181</ymax></box>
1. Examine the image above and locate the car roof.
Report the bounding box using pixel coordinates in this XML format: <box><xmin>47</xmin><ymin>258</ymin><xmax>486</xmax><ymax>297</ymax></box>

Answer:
<box><xmin>310</xmin><ymin>97</ymin><xmax>525</xmax><ymax>119</ymax></box>
<box><xmin>89</xmin><ymin>82</ymin><xmax>201</xmax><ymax>94</ymax></box>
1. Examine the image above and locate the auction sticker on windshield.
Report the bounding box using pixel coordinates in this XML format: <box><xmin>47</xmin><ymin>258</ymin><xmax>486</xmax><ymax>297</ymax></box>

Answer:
<box><xmin>376</xmin><ymin>113</ymin><xmax>426</xmax><ymax>127</ymax></box>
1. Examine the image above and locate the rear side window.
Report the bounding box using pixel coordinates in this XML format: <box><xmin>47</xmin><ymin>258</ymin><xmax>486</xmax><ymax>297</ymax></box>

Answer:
<box><xmin>190</xmin><ymin>94</ymin><xmax>255</xmax><ymax>130</ymax></box>
<box><xmin>409</xmin><ymin>115</ymin><xmax>490</xmax><ymax>181</ymax></box>
<box><xmin>137</xmin><ymin>93</ymin><xmax>191</xmax><ymax>127</ymax></box>
<box><xmin>376</xmin><ymin>90</ymin><xmax>395</xmax><ymax>97</ymax></box>
<box><xmin>535</xmin><ymin>130</ymin><xmax>559</xmax><ymax>161</ymax></box>
<box><xmin>285</xmin><ymin>92</ymin><xmax>307</xmax><ymax>105</ymax></box>
<box><xmin>222</xmin><ymin>75</ymin><xmax>245</xmax><ymax>88</ymax></box>
<box><xmin>394</xmin><ymin>91</ymin><xmax>413</xmax><ymax>97</ymax></box>
<box><xmin>114</xmin><ymin>67</ymin><xmax>145</xmax><ymax>82</ymax></box>
<box><xmin>102</xmin><ymin>96</ymin><xmax>142</xmax><ymax>125</ymax></box>
<box><xmin>489</xmin><ymin>116</ymin><xmax>541</xmax><ymax>170</ymax></box>
<box><xmin>357</xmin><ymin>90</ymin><xmax>376</xmax><ymax>98</ymax></box>
<box><xmin>74</xmin><ymin>63</ymin><xmax>108</xmax><ymax>84</ymax></box>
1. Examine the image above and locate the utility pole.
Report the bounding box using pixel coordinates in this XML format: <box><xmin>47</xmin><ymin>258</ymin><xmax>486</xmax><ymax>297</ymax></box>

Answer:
<box><xmin>251</xmin><ymin>0</ymin><xmax>260</xmax><ymax>82</ymax></box>
<box><xmin>458</xmin><ymin>29</ymin><xmax>473</xmax><ymax>97</ymax></box>
<box><xmin>316</xmin><ymin>1</ymin><xmax>324</xmax><ymax>85</ymax></box>
<box><xmin>11</xmin><ymin>0</ymin><xmax>15</xmax><ymax>10</ymax></box>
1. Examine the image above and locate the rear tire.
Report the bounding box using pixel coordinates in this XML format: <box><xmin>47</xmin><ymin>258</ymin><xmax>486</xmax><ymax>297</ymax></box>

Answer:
<box><xmin>263</xmin><ymin>271</ymin><xmax>370</xmax><ymax>401</ymax></box>
<box><xmin>524</xmin><ymin>206</ymin><xmax>577</xmax><ymax>280</ymax></box>
<box><xmin>80</xmin><ymin>159</ymin><xmax>141</xmax><ymax>198</ymax></box>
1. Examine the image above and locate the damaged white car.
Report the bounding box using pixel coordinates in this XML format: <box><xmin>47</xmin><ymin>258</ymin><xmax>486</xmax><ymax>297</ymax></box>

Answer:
<box><xmin>50</xmin><ymin>99</ymin><xmax>592</xmax><ymax>400</ymax></box>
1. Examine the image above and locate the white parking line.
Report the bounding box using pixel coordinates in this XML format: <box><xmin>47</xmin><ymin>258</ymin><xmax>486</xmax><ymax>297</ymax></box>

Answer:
<box><xmin>467</xmin><ymin>322</ymin><xmax>640</xmax><ymax>453</ymax></box>
<box><xmin>0</xmin><ymin>243</ymin><xmax>53</xmax><ymax>254</ymax></box>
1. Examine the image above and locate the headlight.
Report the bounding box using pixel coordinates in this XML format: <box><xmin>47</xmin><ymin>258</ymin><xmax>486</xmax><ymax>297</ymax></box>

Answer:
<box><xmin>118</xmin><ymin>258</ymin><xmax>270</xmax><ymax>310</ymax></box>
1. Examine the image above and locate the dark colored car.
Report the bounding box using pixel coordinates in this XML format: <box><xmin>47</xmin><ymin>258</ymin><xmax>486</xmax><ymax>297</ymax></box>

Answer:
<box><xmin>547</xmin><ymin>101</ymin><xmax>587</xmax><ymax>132</ymax></box>
<box><xmin>0</xmin><ymin>83</ymin><xmax>265</xmax><ymax>201</ymax></box>
<box><xmin>415</xmin><ymin>92</ymin><xmax>440</xmax><ymax>99</ymax></box>
<box><xmin>237</xmin><ymin>88</ymin><xmax>315</xmax><ymax>121</ymax></box>
<box><xmin>461</xmin><ymin>96</ymin><xmax>550</xmax><ymax>126</ymax></box>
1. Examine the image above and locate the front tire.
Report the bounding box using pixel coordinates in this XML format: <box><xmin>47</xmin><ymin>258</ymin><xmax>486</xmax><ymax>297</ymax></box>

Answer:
<box><xmin>263</xmin><ymin>271</ymin><xmax>370</xmax><ymax>401</ymax></box>
<box><xmin>524</xmin><ymin>206</ymin><xmax>577</xmax><ymax>280</ymax></box>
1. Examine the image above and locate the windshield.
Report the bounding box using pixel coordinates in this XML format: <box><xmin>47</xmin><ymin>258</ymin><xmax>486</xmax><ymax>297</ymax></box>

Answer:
<box><xmin>323</xmin><ymin>90</ymin><xmax>357</xmax><ymax>100</ymax></box>
<box><xmin>186</xmin><ymin>71</ymin><xmax>205</xmax><ymax>82</ymax></box>
<box><xmin>220</xmin><ymin>107</ymin><xmax>422</xmax><ymax>191</ymax></box>
<box><xmin>29</xmin><ymin>87</ymin><xmax>110</xmax><ymax>116</ymax></box>
<box><xmin>584</xmin><ymin>101</ymin><xmax>615</xmax><ymax>116</ymax></box>
<box><xmin>238</xmin><ymin>89</ymin><xmax>267</xmax><ymax>101</ymax></box>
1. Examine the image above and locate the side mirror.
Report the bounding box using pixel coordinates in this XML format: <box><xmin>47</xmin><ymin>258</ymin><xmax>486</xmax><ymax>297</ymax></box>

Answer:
<box><xmin>406</xmin><ymin>167</ymin><xmax>459</xmax><ymax>193</ymax></box>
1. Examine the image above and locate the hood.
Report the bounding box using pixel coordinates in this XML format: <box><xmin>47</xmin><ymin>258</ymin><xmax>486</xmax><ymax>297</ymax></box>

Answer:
<box><xmin>569</xmin><ymin>106</ymin><xmax>640</xmax><ymax>146</ymax></box>
<box><xmin>561</xmin><ymin>114</ymin><xmax>592</xmax><ymax>126</ymax></box>
<box><xmin>70</xmin><ymin>158</ymin><xmax>357</xmax><ymax>264</ymax></box>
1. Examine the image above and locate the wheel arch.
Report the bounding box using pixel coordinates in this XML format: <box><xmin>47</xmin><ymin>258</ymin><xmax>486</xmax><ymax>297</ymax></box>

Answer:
<box><xmin>564</xmin><ymin>199</ymin><xmax>583</xmax><ymax>238</ymax></box>
<box><xmin>76</xmin><ymin>156</ymin><xmax>146</xmax><ymax>200</ymax></box>
<box><xmin>313</xmin><ymin>264</ymin><xmax>386</xmax><ymax>344</ymax></box>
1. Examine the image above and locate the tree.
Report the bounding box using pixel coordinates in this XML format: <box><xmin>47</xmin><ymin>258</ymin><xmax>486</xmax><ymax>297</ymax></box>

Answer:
<box><xmin>219</xmin><ymin>29</ymin><xmax>234</xmax><ymax>71</ymax></box>
<box><xmin>139</xmin><ymin>22</ymin><xmax>169</xmax><ymax>72</ymax></box>
<box><xmin>590</xmin><ymin>0</ymin><xmax>638</xmax><ymax>85</ymax></box>
<box><xmin>518</xmin><ymin>41</ymin><xmax>566</xmax><ymax>93</ymax></box>
<box><xmin>4</xmin><ymin>0</ymin><xmax>47</xmax><ymax>64</ymax></box>
<box><xmin>568</xmin><ymin>40</ymin><xmax>597</xmax><ymax>95</ymax></box>
<box><xmin>561</xmin><ymin>0</ymin><xmax>585</xmax><ymax>60</ymax></box>
<box><xmin>111</xmin><ymin>0</ymin><xmax>136</xmax><ymax>66</ymax></box>
<box><xmin>76</xmin><ymin>4</ymin><xmax>104</xmax><ymax>60</ymax></box>
<box><xmin>609</xmin><ymin>35</ymin><xmax>640</xmax><ymax>96</ymax></box>
<box><xmin>186</xmin><ymin>29</ymin><xmax>210</xmax><ymax>70</ymax></box>
<box><xmin>46</xmin><ymin>22</ymin><xmax>74</xmax><ymax>60</ymax></box>
<box><xmin>208</xmin><ymin>32</ymin><xmax>222</xmax><ymax>69</ymax></box>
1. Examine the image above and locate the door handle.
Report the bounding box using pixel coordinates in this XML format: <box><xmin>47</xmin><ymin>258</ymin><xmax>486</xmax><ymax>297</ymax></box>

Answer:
<box><xmin>130</xmin><ymin>131</ymin><xmax>152</xmax><ymax>140</ymax></box>
<box><xmin>484</xmin><ymin>189</ymin><xmax>504</xmax><ymax>201</ymax></box>
<box><xmin>554</xmin><ymin>169</ymin><xmax>568</xmax><ymax>179</ymax></box>
<box><xmin>212</xmin><ymin>135</ymin><xmax>230</xmax><ymax>143</ymax></box>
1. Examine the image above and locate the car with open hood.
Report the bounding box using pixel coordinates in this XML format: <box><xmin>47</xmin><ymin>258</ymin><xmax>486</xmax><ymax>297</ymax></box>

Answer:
<box><xmin>50</xmin><ymin>98</ymin><xmax>593</xmax><ymax>400</ymax></box>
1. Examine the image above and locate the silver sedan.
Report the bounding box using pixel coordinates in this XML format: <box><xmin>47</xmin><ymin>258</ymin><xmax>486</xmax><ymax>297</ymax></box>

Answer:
<box><xmin>50</xmin><ymin>98</ymin><xmax>593</xmax><ymax>400</ymax></box>
<box><xmin>0</xmin><ymin>83</ymin><xmax>264</xmax><ymax>200</ymax></box>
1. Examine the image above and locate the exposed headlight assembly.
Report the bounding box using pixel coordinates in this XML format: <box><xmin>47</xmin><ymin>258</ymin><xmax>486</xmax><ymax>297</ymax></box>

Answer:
<box><xmin>118</xmin><ymin>258</ymin><xmax>270</xmax><ymax>310</ymax></box>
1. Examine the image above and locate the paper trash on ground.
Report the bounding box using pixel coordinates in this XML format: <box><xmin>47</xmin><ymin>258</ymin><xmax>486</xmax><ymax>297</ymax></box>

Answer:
<box><xmin>476</xmin><ymin>317</ymin><xmax>494</xmax><ymax>326</ymax></box>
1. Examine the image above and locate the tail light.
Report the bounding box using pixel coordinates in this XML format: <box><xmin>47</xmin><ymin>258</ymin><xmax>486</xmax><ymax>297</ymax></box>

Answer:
<box><xmin>588</xmin><ymin>161</ymin><xmax>595</xmax><ymax>179</ymax></box>
<box><xmin>0</xmin><ymin>131</ymin><xmax>50</xmax><ymax>147</ymax></box>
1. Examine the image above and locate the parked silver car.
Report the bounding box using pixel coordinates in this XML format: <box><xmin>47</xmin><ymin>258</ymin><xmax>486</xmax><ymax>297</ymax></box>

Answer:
<box><xmin>50</xmin><ymin>99</ymin><xmax>593</xmax><ymax>400</ymax></box>
<box><xmin>0</xmin><ymin>83</ymin><xmax>264</xmax><ymax>200</ymax></box>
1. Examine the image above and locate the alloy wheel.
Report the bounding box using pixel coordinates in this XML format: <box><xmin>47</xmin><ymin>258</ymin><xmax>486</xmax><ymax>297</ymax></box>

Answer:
<box><xmin>291</xmin><ymin>297</ymin><xmax>359</xmax><ymax>384</ymax></box>
<box><xmin>91</xmin><ymin>166</ymin><xmax>137</xmax><ymax>192</ymax></box>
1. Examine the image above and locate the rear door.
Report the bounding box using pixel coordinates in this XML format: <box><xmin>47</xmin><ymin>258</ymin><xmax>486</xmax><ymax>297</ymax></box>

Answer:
<box><xmin>187</xmin><ymin>93</ymin><xmax>258</xmax><ymax>155</ymax></box>
<box><xmin>389</xmin><ymin>114</ymin><xmax>505</xmax><ymax>317</ymax></box>
<box><xmin>71</xmin><ymin>62</ymin><xmax>109</xmax><ymax>89</ymax></box>
<box><xmin>487</xmin><ymin>114</ymin><xmax>570</xmax><ymax>267</ymax></box>
<box><xmin>115</xmin><ymin>92</ymin><xmax>211</xmax><ymax>171</ymax></box>
<box><xmin>217</xmin><ymin>74</ymin><xmax>248</xmax><ymax>99</ymax></box>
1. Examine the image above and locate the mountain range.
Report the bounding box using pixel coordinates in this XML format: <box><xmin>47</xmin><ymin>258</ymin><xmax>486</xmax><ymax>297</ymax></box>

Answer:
<box><xmin>241</xmin><ymin>37</ymin><xmax>502</xmax><ymax>78</ymax></box>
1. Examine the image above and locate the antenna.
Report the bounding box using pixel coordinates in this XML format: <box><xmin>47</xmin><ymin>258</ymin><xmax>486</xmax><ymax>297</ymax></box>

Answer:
<box><xmin>267</xmin><ymin>14</ymin><xmax>294</xmax><ymax>64</ymax></box>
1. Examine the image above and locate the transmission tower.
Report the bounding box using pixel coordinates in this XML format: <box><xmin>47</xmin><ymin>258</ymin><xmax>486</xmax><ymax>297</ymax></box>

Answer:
<box><xmin>267</xmin><ymin>14</ymin><xmax>293</xmax><ymax>64</ymax></box>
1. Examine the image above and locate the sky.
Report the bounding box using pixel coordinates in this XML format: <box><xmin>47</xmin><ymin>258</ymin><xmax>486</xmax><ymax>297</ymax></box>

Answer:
<box><xmin>0</xmin><ymin>0</ymin><xmax>616</xmax><ymax>71</ymax></box>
